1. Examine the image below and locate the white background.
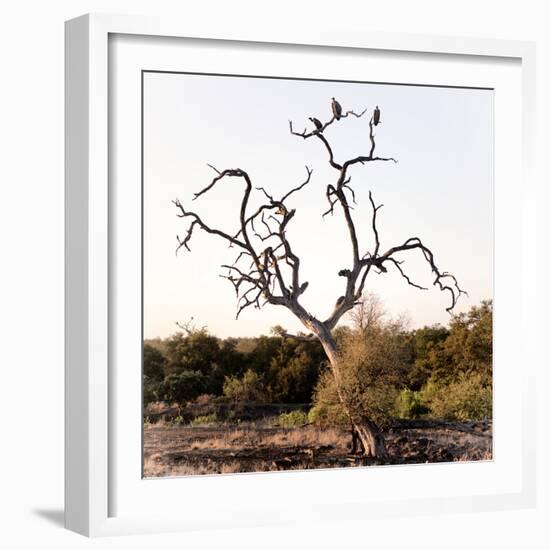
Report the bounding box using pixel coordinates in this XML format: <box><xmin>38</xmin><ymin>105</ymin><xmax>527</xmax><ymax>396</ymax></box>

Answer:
<box><xmin>0</xmin><ymin>1</ymin><xmax>547</xmax><ymax>548</ymax></box>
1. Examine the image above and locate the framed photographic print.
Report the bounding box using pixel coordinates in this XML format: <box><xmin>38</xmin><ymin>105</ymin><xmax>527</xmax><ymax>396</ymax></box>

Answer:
<box><xmin>65</xmin><ymin>13</ymin><xmax>536</xmax><ymax>536</ymax></box>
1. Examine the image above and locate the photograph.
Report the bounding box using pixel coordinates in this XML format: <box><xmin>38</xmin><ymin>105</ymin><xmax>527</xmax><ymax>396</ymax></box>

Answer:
<box><xmin>0</xmin><ymin>0</ymin><xmax>542</xmax><ymax>545</ymax></box>
<box><xmin>142</xmin><ymin>72</ymin><xmax>494</xmax><ymax>478</ymax></box>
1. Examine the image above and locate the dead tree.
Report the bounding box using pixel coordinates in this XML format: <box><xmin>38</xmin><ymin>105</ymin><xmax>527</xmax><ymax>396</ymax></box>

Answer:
<box><xmin>173</xmin><ymin>101</ymin><xmax>465</xmax><ymax>458</ymax></box>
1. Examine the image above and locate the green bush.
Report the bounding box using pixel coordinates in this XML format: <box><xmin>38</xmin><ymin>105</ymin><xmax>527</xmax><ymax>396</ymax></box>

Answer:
<box><xmin>223</xmin><ymin>369</ymin><xmax>267</xmax><ymax>402</ymax></box>
<box><xmin>143</xmin><ymin>375</ymin><xmax>162</xmax><ymax>407</ymax></box>
<box><xmin>307</xmin><ymin>403</ymin><xmax>348</xmax><ymax>428</ymax></box>
<box><xmin>190</xmin><ymin>413</ymin><xmax>219</xmax><ymax>426</ymax></box>
<box><xmin>165</xmin><ymin>415</ymin><xmax>185</xmax><ymax>427</ymax></box>
<box><xmin>143</xmin><ymin>344</ymin><xmax>167</xmax><ymax>383</ymax></box>
<box><xmin>310</xmin><ymin>308</ymin><xmax>409</xmax><ymax>429</ymax></box>
<box><xmin>308</xmin><ymin>369</ymin><xmax>350</xmax><ymax>428</ymax></box>
<box><xmin>394</xmin><ymin>388</ymin><xmax>429</xmax><ymax>419</ymax></box>
<box><xmin>277</xmin><ymin>410</ymin><xmax>308</xmax><ymax>428</ymax></box>
<box><xmin>160</xmin><ymin>370</ymin><xmax>207</xmax><ymax>405</ymax></box>
<box><xmin>421</xmin><ymin>373</ymin><xmax>492</xmax><ymax>421</ymax></box>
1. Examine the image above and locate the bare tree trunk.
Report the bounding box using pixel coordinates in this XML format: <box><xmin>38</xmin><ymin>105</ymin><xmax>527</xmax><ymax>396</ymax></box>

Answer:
<box><xmin>312</xmin><ymin>322</ymin><xmax>388</xmax><ymax>459</ymax></box>
<box><xmin>352</xmin><ymin>418</ymin><xmax>387</xmax><ymax>458</ymax></box>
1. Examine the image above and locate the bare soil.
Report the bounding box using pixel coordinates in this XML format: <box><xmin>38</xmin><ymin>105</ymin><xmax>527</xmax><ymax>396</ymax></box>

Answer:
<box><xmin>143</xmin><ymin>420</ymin><xmax>492</xmax><ymax>477</ymax></box>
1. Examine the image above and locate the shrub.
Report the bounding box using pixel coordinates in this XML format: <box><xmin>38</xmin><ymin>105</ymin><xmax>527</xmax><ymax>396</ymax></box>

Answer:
<box><xmin>160</xmin><ymin>370</ymin><xmax>207</xmax><ymax>405</ymax></box>
<box><xmin>421</xmin><ymin>373</ymin><xmax>492</xmax><ymax>421</ymax></box>
<box><xmin>164</xmin><ymin>415</ymin><xmax>185</xmax><ymax>427</ymax></box>
<box><xmin>422</xmin><ymin>301</ymin><xmax>493</xmax><ymax>386</ymax></box>
<box><xmin>190</xmin><ymin>413</ymin><xmax>219</xmax><ymax>426</ymax></box>
<box><xmin>307</xmin><ymin>403</ymin><xmax>348</xmax><ymax>428</ymax></box>
<box><xmin>143</xmin><ymin>344</ymin><xmax>167</xmax><ymax>383</ymax></box>
<box><xmin>394</xmin><ymin>388</ymin><xmax>429</xmax><ymax>419</ymax></box>
<box><xmin>277</xmin><ymin>410</ymin><xmax>308</xmax><ymax>428</ymax></box>
<box><xmin>223</xmin><ymin>369</ymin><xmax>267</xmax><ymax>402</ymax></box>
<box><xmin>143</xmin><ymin>375</ymin><xmax>162</xmax><ymax>407</ymax></box>
<box><xmin>308</xmin><ymin>369</ymin><xmax>350</xmax><ymax>428</ymax></box>
<box><xmin>311</xmin><ymin>307</ymin><xmax>410</xmax><ymax>428</ymax></box>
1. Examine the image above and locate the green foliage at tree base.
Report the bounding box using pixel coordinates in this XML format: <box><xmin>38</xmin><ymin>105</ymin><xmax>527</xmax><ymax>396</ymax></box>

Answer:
<box><xmin>307</xmin><ymin>403</ymin><xmax>348</xmax><ymax>428</ymax></box>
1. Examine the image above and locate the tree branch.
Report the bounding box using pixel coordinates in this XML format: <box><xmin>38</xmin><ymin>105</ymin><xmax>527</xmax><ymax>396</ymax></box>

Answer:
<box><xmin>174</xmin><ymin>165</ymin><xmax>313</xmax><ymax>318</ymax></box>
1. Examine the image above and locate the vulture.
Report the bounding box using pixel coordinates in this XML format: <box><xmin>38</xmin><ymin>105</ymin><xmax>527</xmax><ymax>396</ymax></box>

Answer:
<box><xmin>331</xmin><ymin>97</ymin><xmax>342</xmax><ymax>120</ymax></box>
<box><xmin>373</xmin><ymin>105</ymin><xmax>381</xmax><ymax>126</ymax></box>
<box><xmin>309</xmin><ymin>117</ymin><xmax>323</xmax><ymax>132</ymax></box>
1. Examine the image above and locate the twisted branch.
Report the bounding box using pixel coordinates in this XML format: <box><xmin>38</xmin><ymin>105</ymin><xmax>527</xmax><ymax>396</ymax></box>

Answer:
<box><xmin>174</xmin><ymin>165</ymin><xmax>313</xmax><ymax>318</ymax></box>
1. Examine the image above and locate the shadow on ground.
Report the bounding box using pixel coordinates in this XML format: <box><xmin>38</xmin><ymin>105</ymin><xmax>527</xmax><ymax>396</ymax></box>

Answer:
<box><xmin>33</xmin><ymin>509</ymin><xmax>64</xmax><ymax>527</ymax></box>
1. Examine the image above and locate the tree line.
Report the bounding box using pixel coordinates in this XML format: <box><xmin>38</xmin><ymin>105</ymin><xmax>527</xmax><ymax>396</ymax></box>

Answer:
<box><xmin>144</xmin><ymin>298</ymin><xmax>492</xmax><ymax>423</ymax></box>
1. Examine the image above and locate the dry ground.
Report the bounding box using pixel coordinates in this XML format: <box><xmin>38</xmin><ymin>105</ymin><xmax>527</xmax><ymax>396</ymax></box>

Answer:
<box><xmin>143</xmin><ymin>420</ymin><xmax>492</xmax><ymax>477</ymax></box>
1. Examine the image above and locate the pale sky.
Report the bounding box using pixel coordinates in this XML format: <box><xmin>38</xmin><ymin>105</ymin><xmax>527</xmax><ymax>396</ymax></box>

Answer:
<box><xmin>143</xmin><ymin>72</ymin><xmax>493</xmax><ymax>339</ymax></box>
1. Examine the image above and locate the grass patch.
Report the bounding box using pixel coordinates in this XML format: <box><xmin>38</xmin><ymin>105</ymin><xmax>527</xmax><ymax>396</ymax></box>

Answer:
<box><xmin>276</xmin><ymin>410</ymin><xmax>309</xmax><ymax>428</ymax></box>
<box><xmin>190</xmin><ymin>413</ymin><xmax>219</xmax><ymax>426</ymax></box>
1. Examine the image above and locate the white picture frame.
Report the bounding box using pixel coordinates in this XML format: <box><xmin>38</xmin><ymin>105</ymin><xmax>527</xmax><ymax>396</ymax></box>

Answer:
<box><xmin>65</xmin><ymin>13</ymin><xmax>537</xmax><ymax>537</ymax></box>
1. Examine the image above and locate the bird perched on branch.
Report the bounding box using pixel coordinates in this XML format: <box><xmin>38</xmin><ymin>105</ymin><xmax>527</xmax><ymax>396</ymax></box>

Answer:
<box><xmin>373</xmin><ymin>106</ymin><xmax>381</xmax><ymax>126</ymax></box>
<box><xmin>331</xmin><ymin>97</ymin><xmax>342</xmax><ymax>120</ymax></box>
<box><xmin>309</xmin><ymin>117</ymin><xmax>323</xmax><ymax>132</ymax></box>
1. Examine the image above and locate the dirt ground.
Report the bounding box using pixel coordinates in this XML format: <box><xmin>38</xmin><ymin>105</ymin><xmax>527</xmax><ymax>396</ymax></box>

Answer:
<box><xmin>143</xmin><ymin>420</ymin><xmax>492</xmax><ymax>477</ymax></box>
